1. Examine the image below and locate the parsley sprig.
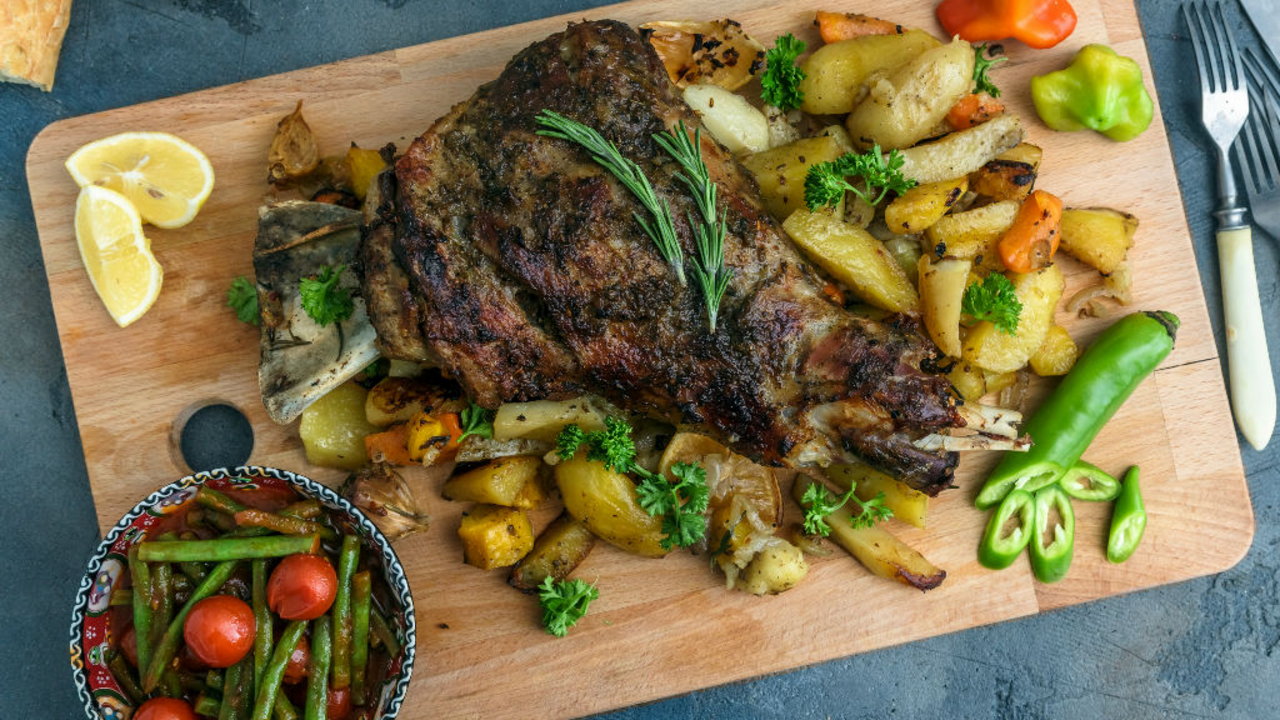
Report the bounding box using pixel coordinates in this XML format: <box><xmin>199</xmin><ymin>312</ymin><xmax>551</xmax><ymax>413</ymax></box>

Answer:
<box><xmin>653</xmin><ymin>122</ymin><xmax>733</xmax><ymax>333</ymax></box>
<box><xmin>227</xmin><ymin>276</ymin><xmax>259</xmax><ymax>326</ymax></box>
<box><xmin>538</xmin><ymin>576</ymin><xmax>599</xmax><ymax>637</ymax></box>
<box><xmin>804</xmin><ymin>146</ymin><xmax>916</xmax><ymax>211</ymax></box>
<box><xmin>962</xmin><ymin>273</ymin><xmax>1022</xmax><ymax>335</ymax></box>
<box><xmin>556</xmin><ymin>417</ymin><xmax>709</xmax><ymax>549</ymax></box>
<box><xmin>800</xmin><ymin>482</ymin><xmax>892</xmax><ymax>537</ymax></box>
<box><xmin>299</xmin><ymin>264</ymin><xmax>354</xmax><ymax>327</ymax></box>
<box><xmin>536</xmin><ymin>110</ymin><xmax>685</xmax><ymax>284</ymax></box>
<box><xmin>973</xmin><ymin>44</ymin><xmax>1008</xmax><ymax>98</ymax></box>
<box><xmin>458</xmin><ymin>403</ymin><xmax>494</xmax><ymax>443</ymax></box>
<box><xmin>761</xmin><ymin>34</ymin><xmax>807</xmax><ymax>111</ymax></box>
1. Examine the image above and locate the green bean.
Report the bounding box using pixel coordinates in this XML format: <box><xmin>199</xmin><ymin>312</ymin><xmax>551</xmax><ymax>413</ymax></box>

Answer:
<box><xmin>207</xmin><ymin>669</ymin><xmax>224</xmax><ymax>690</ymax></box>
<box><xmin>151</xmin><ymin>561</ymin><xmax>174</xmax><ymax>653</ymax></box>
<box><xmin>128</xmin><ymin>546</ymin><xmax>154</xmax><ymax>679</ymax></box>
<box><xmin>143</xmin><ymin>560</ymin><xmax>239</xmax><ymax>692</ymax></box>
<box><xmin>139</xmin><ymin>535</ymin><xmax>319</xmax><ymax>563</ymax></box>
<box><xmin>235</xmin><ymin>509</ymin><xmax>336</xmax><ymax>541</ymax></box>
<box><xmin>331</xmin><ymin>535</ymin><xmax>358</xmax><ymax>690</ymax></box>
<box><xmin>180</xmin><ymin>671</ymin><xmax>207</xmax><ymax>693</ymax></box>
<box><xmin>370</xmin><ymin>608</ymin><xmax>400</xmax><ymax>656</ymax></box>
<box><xmin>194</xmin><ymin>695</ymin><xmax>222</xmax><ymax>717</ymax></box>
<box><xmin>282</xmin><ymin>499</ymin><xmax>323</xmax><ymax>520</ymax></box>
<box><xmin>107</xmin><ymin>652</ymin><xmax>143</xmax><ymax>704</ymax></box>
<box><xmin>350</xmin><ymin>571</ymin><xmax>372</xmax><ymax>705</ymax></box>
<box><xmin>207</xmin><ymin>509</ymin><xmax>240</xmax><ymax>533</ymax></box>
<box><xmin>180</xmin><ymin>561</ymin><xmax>209</xmax><ymax>583</ymax></box>
<box><xmin>162</xmin><ymin>666</ymin><xmax>183</xmax><ymax>698</ymax></box>
<box><xmin>220</xmin><ymin>655</ymin><xmax>248</xmax><ymax>720</ymax></box>
<box><xmin>252</xmin><ymin>559</ymin><xmax>273</xmax><ymax>688</ymax></box>
<box><xmin>272</xmin><ymin>695</ymin><xmax>299</xmax><ymax>720</ymax></box>
<box><xmin>305</xmin><ymin>615</ymin><xmax>332</xmax><ymax>720</ymax></box>
<box><xmin>172</xmin><ymin>573</ymin><xmax>194</xmax><ymax>595</ymax></box>
<box><xmin>250</xmin><ymin>620</ymin><xmax>307</xmax><ymax>720</ymax></box>
<box><xmin>197</xmin><ymin>486</ymin><xmax>248</xmax><ymax>515</ymax></box>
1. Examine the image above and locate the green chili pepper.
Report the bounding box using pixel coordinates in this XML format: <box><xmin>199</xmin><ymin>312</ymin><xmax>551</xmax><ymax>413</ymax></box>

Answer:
<box><xmin>1107</xmin><ymin>466</ymin><xmax>1147</xmax><ymax>563</ymax></box>
<box><xmin>1059</xmin><ymin>461</ymin><xmax>1121</xmax><ymax>501</ymax></box>
<box><xmin>1029</xmin><ymin>485</ymin><xmax>1075</xmax><ymax>583</ymax></box>
<box><xmin>1030</xmin><ymin>44</ymin><xmax>1154</xmax><ymax>142</ymax></box>
<box><xmin>978</xmin><ymin>489</ymin><xmax>1035</xmax><ymax>569</ymax></box>
<box><xmin>975</xmin><ymin>311</ymin><xmax>1178</xmax><ymax>508</ymax></box>
<box><xmin>250</xmin><ymin>620</ymin><xmax>307</xmax><ymax>720</ymax></box>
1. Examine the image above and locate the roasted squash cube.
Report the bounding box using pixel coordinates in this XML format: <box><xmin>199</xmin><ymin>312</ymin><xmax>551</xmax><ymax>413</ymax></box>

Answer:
<box><xmin>458</xmin><ymin>505</ymin><xmax>534</xmax><ymax>570</ymax></box>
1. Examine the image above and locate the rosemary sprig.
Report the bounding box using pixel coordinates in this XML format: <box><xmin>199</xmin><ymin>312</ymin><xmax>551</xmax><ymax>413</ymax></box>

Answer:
<box><xmin>653</xmin><ymin>121</ymin><xmax>733</xmax><ymax>333</ymax></box>
<box><xmin>535</xmin><ymin>109</ymin><xmax>685</xmax><ymax>284</ymax></box>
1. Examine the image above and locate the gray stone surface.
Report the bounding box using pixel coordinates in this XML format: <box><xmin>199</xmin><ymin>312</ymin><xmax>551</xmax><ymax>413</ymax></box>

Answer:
<box><xmin>1</xmin><ymin>1</ymin><xmax>1275</xmax><ymax>718</ymax></box>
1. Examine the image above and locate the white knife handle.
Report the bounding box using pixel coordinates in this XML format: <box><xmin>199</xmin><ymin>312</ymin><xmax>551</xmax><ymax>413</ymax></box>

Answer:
<box><xmin>1218</xmin><ymin>226</ymin><xmax>1276</xmax><ymax>450</ymax></box>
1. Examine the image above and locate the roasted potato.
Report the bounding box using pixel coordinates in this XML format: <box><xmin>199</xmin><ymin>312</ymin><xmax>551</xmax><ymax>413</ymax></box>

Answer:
<box><xmin>826</xmin><ymin>462</ymin><xmax>929</xmax><ymax>528</ymax></box>
<box><xmin>983</xmin><ymin>370</ymin><xmax>1018</xmax><ymax>396</ymax></box>
<box><xmin>442</xmin><ymin>456</ymin><xmax>545</xmax><ymax>509</ymax></box>
<box><xmin>492</xmin><ymin>397</ymin><xmax>610</xmax><ymax>443</ymax></box>
<box><xmin>846</xmin><ymin>38</ymin><xmax>976</xmax><ymax>150</ymax></box>
<box><xmin>917</xmin><ymin>255</ymin><xmax>972</xmax><ymax>357</ymax></box>
<box><xmin>962</xmin><ymin>264</ymin><xmax>1065</xmax><ymax>373</ymax></box>
<box><xmin>883</xmin><ymin>177</ymin><xmax>968</xmax><ymax>234</ymax></box>
<box><xmin>924</xmin><ymin>200</ymin><xmax>1019</xmax><ymax>267</ymax></box>
<box><xmin>682</xmin><ymin>85</ymin><xmax>770</xmax><ymax>155</ymax></box>
<box><xmin>458</xmin><ymin>504</ymin><xmax>534</xmax><ymax>570</ymax></box>
<box><xmin>640</xmin><ymin>20</ymin><xmax>765</xmax><ymax>91</ymax></box>
<box><xmin>738</xmin><ymin>541</ymin><xmax>809</xmax><ymax>595</ymax></box>
<box><xmin>968</xmin><ymin>159</ymin><xmax>1036</xmax><ymax>202</ymax></box>
<box><xmin>556</xmin><ymin>453</ymin><xmax>668</xmax><ymax>558</ymax></box>
<box><xmin>742</xmin><ymin>135</ymin><xmax>846</xmax><ymax>221</ymax></box>
<box><xmin>1058</xmin><ymin>208</ymin><xmax>1137</xmax><ymax>274</ymax></box>
<box><xmin>798</xmin><ymin>30</ymin><xmax>940</xmax><ymax>115</ymax></box>
<box><xmin>300</xmin><ymin>382</ymin><xmax>378</xmax><ymax>470</ymax></box>
<box><xmin>997</xmin><ymin>142</ymin><xmax>1043</xmax><ymax>170</ymax></box>
<box><xmin>882</xmin><ymin>234</ymin><xmax>923</xmax><ymax>283</ymax></box>
<box><xmin>782</xmin><ymin>207</ymin><xmax>919</xmax><ymax>313</ymax></box>
<box><xmin>1030</xmin><ymin>324</ymin><xmax>1080</xmax><ymax>376</ymax></box>
<box><xmin>508</xmin><ymin>513</ymin><xmax>597</xmax><ymax>593</ymax></box>
<box><xmin>365</xmin><ymin>376</ymin><xmax>448</xmax><ymax>427</ymax></box>
<box><xmin>948</xmin><ymin>361</ymin><xmax>987</xmax><ymax>403</ymax></box>
<box><xmin>897</xmin><ymin>114</ymin><xmax>1024</xmax><ymax>185</ymax></box>
<box><xmin>791</xmin><ymin>478</ymin><xmax>945</xmax><ymax>590</ymax></box>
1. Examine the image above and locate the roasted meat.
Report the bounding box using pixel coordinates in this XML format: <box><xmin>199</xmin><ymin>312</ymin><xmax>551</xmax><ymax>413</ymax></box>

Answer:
<box><xmin>362</xmin><ymin>20</ymin><xmax>966</xmax><ymax>493</ymax></box>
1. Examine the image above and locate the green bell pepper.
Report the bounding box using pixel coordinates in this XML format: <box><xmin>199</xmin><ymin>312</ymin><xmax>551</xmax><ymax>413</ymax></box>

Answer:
<box><xmin>1030</xmin><ymin>44</ymin><xmax>1154</xmax><ymax>142</ymax></box>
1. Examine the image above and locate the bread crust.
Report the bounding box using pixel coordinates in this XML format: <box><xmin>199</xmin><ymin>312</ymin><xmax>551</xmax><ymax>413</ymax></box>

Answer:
<box><xmin>0</xmin><ymin>0</ymin><xmax>74</xmax><ymax>91</ymax></box>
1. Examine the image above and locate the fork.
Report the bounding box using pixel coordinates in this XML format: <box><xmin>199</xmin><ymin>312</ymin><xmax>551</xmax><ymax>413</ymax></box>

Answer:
<box><xmin>1183</xmin><ymin>0</ymin><xmax>1275</xmax><ymax>451</ymax></box>
<box><xmin>1237</xmin><ymin>49</ymin><xmax>1280</xmax><ymax>243</ymax></box>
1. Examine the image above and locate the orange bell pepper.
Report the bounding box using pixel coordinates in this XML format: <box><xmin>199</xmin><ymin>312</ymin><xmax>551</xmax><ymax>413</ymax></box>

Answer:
<box><xmin>814</xmin><ymin>11</ymin><xmax>902</xmax><ymax>44</ymax></box>
<box><xmin>998</xmin><ymin>190</ymin><xmax>1064</xmax><ymax>273</ymax></box>
<box><xmin>936</xmin><ymin>0</ymin><xmax>1078</xmax><ymax>50</ymax></box>
<box><xmin>946</xmin><ymin>93</ymin><xmax>1006</xmax><ymax>130</ymax></box>
<box><xmin>364</xmin><ymin>423</ymin><xmax>414</xmax><ymax>466</ymax></box>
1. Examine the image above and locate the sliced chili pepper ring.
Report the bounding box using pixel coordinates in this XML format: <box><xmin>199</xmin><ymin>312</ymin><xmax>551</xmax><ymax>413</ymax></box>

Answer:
<box><xmin>975</xmin><ymin>459</ymin><xmax>1064</xmax><ymax>509</ymax></box>
<box><xmin>1029</xmin><ymin>485</ymin><xmax>1075</xmax><ymax>583</ymax></box>
<box><xmin>1060</xmin><ymin>460</ymin><xmax>1121</xmax><ymax>502</ymax></box>
<box><xmin>1106</xmin><ymin>466</ymin><xmax>1146</xmax><ymax>563</ymax></box>
<box><xmin>979</xmin><ymin>488</ymin><xmax>1035</xmax><ymax>569</ymax></box>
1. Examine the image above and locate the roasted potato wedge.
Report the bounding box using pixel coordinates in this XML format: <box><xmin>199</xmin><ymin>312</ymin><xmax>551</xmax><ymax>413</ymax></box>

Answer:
<box><xmin>640</xmin><ymin>20</ymin><xmax>765</xmax><ymax>91</ymax></box>
<box><xmin>742</xmin><ymin>135</ymin><xmax>847</xmax><ymax>221</ymax></box>
<box><xmin>738</xmin><ymin>540</ymin><xmax>809</xmax><ymax>595</ymax></box>
<box><xmin>458</xmin><ymin>504</ymin><xmax>534</xmax><ymax>570</ymax></box>
<box><xmin>682</xmin><ymin>85</ymin><xmax>769</xmax><ymax>155</ymax></box>
<box><xmin>948</xmin><ymin>361</ymin><xmax>987</xmax><ymax>403</ymax></box>
<box><xmin>442</xmin><ymin>456</ymin><xmax>545</xmax><ymax>509</ymax></box>
<box><xmin>492</xmin><ymin>397</ymin><xmax>610</xmax><ymax>443</ymax></box>
<box><xmin>897</xmin><ymin>114</ymin><xmax>1024</xmax><ymax>185</ymax></box>
<box><xmin>508</xmin><ymin>513</ymin><xmax>597</xmax><ymax>593</ymax></box>
<box><xmin>826</xmin><ymin>462</ymin><xmax>929</xmax><ymax>528</ymax></box>
<box><xmin>925</xmin><ymin>200</ymin><xmax>1019</xmax><ymax>267</ymax></box>
<box><xmin>556</xmin><ymin>453</ymin><xmax>668</xmax><ymax>558</ymax></box>
<box><xmin>846</xmin><ymin>38</ymin><xmax>976</xmax><ymax>150</ymax></box>
<box><xmin>997</xmin><ymin>142</ymin><xmax>1043</xmax><ymax>170</ymax></box>
<box><xmin>917</xmin><ymin>255</ymin><xmax>972</xmax><ymax>357</ymax></box>
<box><xmin>798</xmin><ymin>30</ymin><xmax>940</xmax><ymax>115</ymax></box>
<box><xmin>1030</xmin><ymin>324</ymin><xmax>1080</xmax><ymax>376</ymax></box>
<box><xmin>1058</xmin><ymin>208</ymin><xmax>1137</xmax><ymax>274</ymax></box>
<box><xmin>783</xmin><ymin>208</ymin><xmax>919</xmax><ymax>313</ymax></box>
<box><xmin>791</xmin><ymin>478</ymin><xmax>945</xmax><ymax>590</ymax></box>
<box><xmin>962</xmin><ymin>264</ymin><xmax>1065</xmax><ymax>373</ymax></box>
<box><xmin>884</xmin><ymin>177</ymin><xmax>968</xmax><ymax>234</ymax></box>
<box><xmin>365</xmin><ymin>376</ymin><xmax>449</xmax><ymax>427</ymax></box>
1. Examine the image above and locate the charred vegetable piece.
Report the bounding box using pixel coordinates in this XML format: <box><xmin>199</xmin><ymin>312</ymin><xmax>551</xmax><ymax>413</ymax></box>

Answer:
<box><xmin>341</xmin><ymin>465</ymin><xmax>431</xmax><ymax>541</ymax></box>
<box><xmin>1029</xmin><ymin>485</ymin><xmax>1075</xmax><ymax>583</ymax></box>
<box><xmin>509</xmin><ymin>513</ymin><xmax>597</xmax><ymax>593</ymax></box>
<box><xmin>639</xmin><ymin>19</ymin><xmax>765</xmax><ymax>91</ymax></box>
<box><xmin>268</xmin><ymin>101</ymin><xmax>320</xmax><ymax>185</ymax></box>
<box><xmin>1107</xmin><ymin>466</ymin><xmax>1147</xmax><ymax>563</ymax></box>
<box><xmin>978</xmin><ymin>488</ymin><xmax>1034</xmax><ymax>569</ymax></box>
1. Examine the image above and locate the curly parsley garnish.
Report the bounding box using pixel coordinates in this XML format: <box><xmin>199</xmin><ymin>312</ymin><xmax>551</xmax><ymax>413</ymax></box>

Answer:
<box><xmin>973</xmin><ymin>44</ymin><xmax>1008</xmax><ymax>98</ymax></box>
<box><xmin>556</xmin><ymin>418</ymin><xmax>708</xmax><ymax>549</ymax></box>
<box><xmin>761</xmin><ymin>34</ymin><xmax>807</xmax><ymax>111</ymax></box>
<box><xmin>538</xmin><ymin>577</ymin><xmax>599</xmax><ymax>637</ymax></box>
<box><xmin>299</xmin><ymin>264</ymin><xmax>354</xmax><ymax>327</ymax></box>
<box><xmin>804</xmin><ymin>146</ymin><xmax>916</xmax><ymax>211</ymax></box>
<box><xmin>962</xmin><ymin>273</ymin><xmax>1023</xmax><ymax>335</ymax></box>
<box><xmin>800</xmin><ymin>482</ymin><xmax>893</xmax><ymax>537</ymax></box>
<box><xmin>227</xmin><ymin>276</ymin><xmax>260</xmax><ymax>326</ymax></box>
<box><xmin>457</xmin><ymin>403</ymin><xmax>494</xmax><ymax>443</ymax></box>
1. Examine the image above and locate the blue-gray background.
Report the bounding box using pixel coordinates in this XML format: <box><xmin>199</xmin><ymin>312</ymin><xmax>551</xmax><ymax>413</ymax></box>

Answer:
<box><xmin>2</xmin><ymin>1</ymin><xmax>1276</xmax><ymax>717</ymax></box>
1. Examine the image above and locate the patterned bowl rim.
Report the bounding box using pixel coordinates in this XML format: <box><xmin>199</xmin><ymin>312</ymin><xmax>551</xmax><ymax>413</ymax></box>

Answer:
<box><xmin>69</xmin><ymin>465</ymin><xmax>417</xmax><ymax>719</ymax></box>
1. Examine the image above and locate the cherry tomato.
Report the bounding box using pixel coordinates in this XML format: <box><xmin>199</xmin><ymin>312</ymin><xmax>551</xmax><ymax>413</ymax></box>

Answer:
<box><xmin>268</xmin><ymin>554</ymin><xmax>337</xmax><ymax>620</ymax></box>
<box><xmin>283</xmin><ymin>633</ymin><xmax>311</xmax><ymax>684</ymax></box>
<box><xmin>134</xmin><ymin>697</ymin><xmax>197</xmax><ymax>720</ymax></box>
<box><xmin>327</xmin><ymin>686</ymin><xmax>352</xmax><ymax>720</ymax></box>
<box><xmin>182</xmin><ymin>595</ymin><xmax>255</xmax><ymax>668</ymax></box>
<box><xmin>119</xmin><ymin>624</ymin><xmax>138</xmax><ymax>668</ymax></box>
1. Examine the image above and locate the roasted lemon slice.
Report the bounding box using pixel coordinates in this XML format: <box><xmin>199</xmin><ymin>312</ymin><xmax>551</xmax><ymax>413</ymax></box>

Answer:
<box><xmin>74</xmin><ymin>186</ymin><xmax>163</xmax><ymax>327</ymax></box>
<box><xmin>65</xmin><ymin>131</ymin><xmax>214</xmax><ymax>229</ymax></box>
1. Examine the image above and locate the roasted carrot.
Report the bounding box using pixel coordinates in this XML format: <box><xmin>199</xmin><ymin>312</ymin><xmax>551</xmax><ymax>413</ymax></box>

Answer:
<box><xmin>821</xmin><ymin>282</ymin><xmax>846</xmax><ymax>306</ymax></box>
<box><xmin>437</xmin><ymin>412</ymin><xmax>465</xmax><ymax>459</ymax></box>
<box><xmin>998</xmin><ymin>190</ymin><xmax>1064</xmax><ymax>273</ymax></box>
<box><xmin>946</xmin><ymin>93</ymin><xmax>1005</xmax><ymax>130</ymax></box>
<box><xmin>363</xmin><ymin>423</ymin><xmax>414</xmax><ymax>466</ymax></box>
<box><xmin>814</xmin><ymin>11</ymin><xmax>903</xmax><ymax>44</ymax></box>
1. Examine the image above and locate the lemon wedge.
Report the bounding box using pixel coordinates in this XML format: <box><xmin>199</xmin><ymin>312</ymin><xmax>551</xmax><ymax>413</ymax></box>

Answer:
<box><xmin>65</xmin><ymin>131</ymin><xmax>214</xmax><ymax>229</ymax></box>
<box><xmin>75</xmin><ymin>186</ymin><xmax>163</xmax><ymax>327</ymax></box>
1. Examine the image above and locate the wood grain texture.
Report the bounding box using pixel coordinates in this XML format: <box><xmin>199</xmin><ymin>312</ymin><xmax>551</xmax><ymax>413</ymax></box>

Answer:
<box><xmin>25</xmin><ymin>0</ymin><xmax>1252</xmax><ymax>717</ymax></box>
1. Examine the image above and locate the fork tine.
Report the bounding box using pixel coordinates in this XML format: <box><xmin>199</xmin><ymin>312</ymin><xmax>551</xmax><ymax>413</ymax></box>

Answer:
<box><xmin>1215</xmin><ymin>1</ymin><xmax>1246</xmax><ymax>91</ymax></box>
<box><xmin>1183</xmin><ymin>2</ymin><xmax>1213</xmax><ymax>93</ymax></box>
<box><xmin>1241</xmin><ymin>57</ymin><xmax>1280</xmax><ymax>186</ymax></box>
<box><xmin>1196</xmin><ymin>2</ymin><xmax>1224</xmax><ymax>92</ymax></box>
<box><xmin>1244</xmin><ymin>49</ymin><xmax>1280</xmax><ymax>101</ymax></box>
<box><xmin>1237</xmin><ymin>108</ymin><xmax>1265</xmax><ymax>194</ymax></box>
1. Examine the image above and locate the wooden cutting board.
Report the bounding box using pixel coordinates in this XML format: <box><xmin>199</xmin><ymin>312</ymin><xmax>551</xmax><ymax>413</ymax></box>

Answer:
<box><xmin>27</xmin><ymin>0</ymin><xmax>1253</xmax><ymax>717</ymax></box>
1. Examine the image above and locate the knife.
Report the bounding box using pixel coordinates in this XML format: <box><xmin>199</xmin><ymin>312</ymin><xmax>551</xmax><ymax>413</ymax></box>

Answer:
<box><xmin>1241</xmin><ymin>0</ymin><xmax>1280</xmax><ymax>73</ymax></box>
